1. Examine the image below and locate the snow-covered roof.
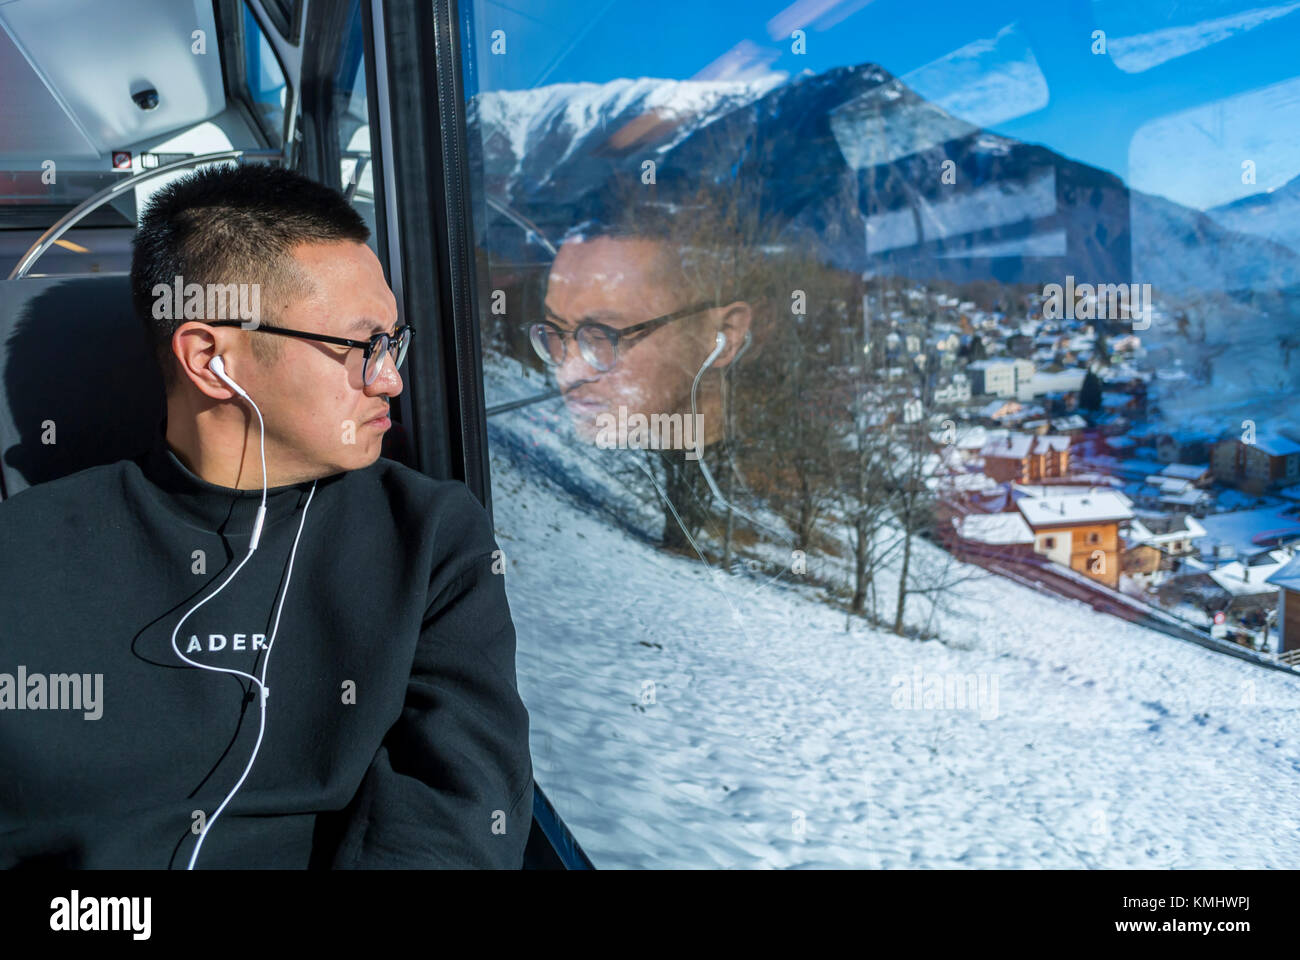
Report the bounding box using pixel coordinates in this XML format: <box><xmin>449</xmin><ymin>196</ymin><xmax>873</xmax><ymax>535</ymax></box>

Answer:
<box><xmin>1252</xmin><ymin>434</ymin><xmax>1300</xmax><ymax>457</ymax></box>
<box><xmin>969</xmin><ymin>357</ymin><xmax>1031</xmax><ymax>371</ymax></box>
<box><xmin>1266</xmin><ymin>553</ymin><xmax>1300</xmax><ymax>592</ymax></box>
<box><xmin>1018</xmin><ymin>491</ymin><xmax>1134</xmax><ymax>527</ymax></box>
<box><xmin>931</xmin><ymin>424</ymin><xmax>991</xmax><ymax>450</ymax></box>
<box><xmin>977</xmin><ymin>398</ymin><xmax>1019</xmax><ymax>416</ymax></box>
<box><xmin>982</xmin><ymin>433</ymin><xmax>1033</xmax><ymax>459</ymax></box>
<box><xmin>1210</xmin><ymin>552</ymin><xmax>1291</xmax><ymax>596</ymax></box>
<box><xmin>1160</xmin><ymin>463</ymin><xmax>1210</xmax><ymax>481</ymax></box>
<box><xmin>1160</xmin><ymin>490</ymin><xmax>1213</xmax><ymax>507</ymax></box>
<box><xmin>971</xmin><ymin>426</ymin><xmax>1006</xmax><ymax>446</ymax></box>
<box><xmin>982</xmin><ymin>430</ymin><xmax>1066</xmax><ymax>459</ymax></box>
<box><xmin>1095</xmin><ymin>457</ymin><xmax>1168</xmax><ymax>481</ymax></box>
<box><xmin>1143</xmin><ymin>475</ymin><xmax>1193</xmax><ymax>494</ymax></box>
<box><xmin>940</xmin><ymin>473</ymin><xmax>1003</xmax><ymax>493</ymax></box>
<box><xmin>1052</xmin><ymin>415</ymin><xmax>1088</xmax><ymax>431</ymax></box>
<box><xmin>1198</xmin><ymin>505</ymin><xmax>1300</xmax><ymax>559</ymax></box>
<box><xmin>1024</xmin><ymin>370</ymin><xmax>1085</xmax><ymax>394</ymax></box>
<box><xmin>957</xmin><ymin>512</ymin><xmax>1034</xmax><ymax>545</ymax></box>
<box><xmin>1015</xmin><ymin>484</ymin><xmax>1130</xmax><ymax>500</ymax></box>
<box><xmin>1126</xmin><ymin>515</ymin><xmax>1206</xmax><ymax>547</ymax></box>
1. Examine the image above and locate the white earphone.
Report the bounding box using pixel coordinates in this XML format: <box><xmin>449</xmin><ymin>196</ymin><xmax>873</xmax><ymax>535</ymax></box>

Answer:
<box><xmin>165</xmin><ymin>354</ymin><xmax>317</xmax><ymax>869</ymax></box>
<box><xmin>208</xmin><ymin>354</ymin><xmax>249</xmax><ymax>401</ymax></box>
<box><xmin>688</xmin><ymin>328</ymin><xmax>790</xmax><ymax>545</ymax></box>
<box><xmin>208</xmin><ymin>356</ymin><xmax>265</xmax><ymax>548</ymax></box>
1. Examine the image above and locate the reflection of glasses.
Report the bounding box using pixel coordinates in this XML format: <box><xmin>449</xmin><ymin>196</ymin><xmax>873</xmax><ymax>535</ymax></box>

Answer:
<box><xmin>528</xmin><ymin>301</ymin><xmax>720</xmax><ymax>373</ymax></box>
<box><xmin>208</xmin><ymin>320</ymin><xmax>413</xmax><ymax>385</ymax></box>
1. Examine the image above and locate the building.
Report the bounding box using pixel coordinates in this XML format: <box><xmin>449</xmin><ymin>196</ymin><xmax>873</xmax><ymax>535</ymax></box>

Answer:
<box><xmin>1211</xmin><ymin>434</ymin><xmax>1300</xmax><ymax>495</ymax></box>
<box><xmin>952</xmin><ymin>512</ymin><xmax>1035</xmax><ymax>561</ymax></box>
<box><xmin>1197</xmin><ymin>503</ymin><xmax>1300</xmax><ymax>565</ymax></box>
<box><xmin>1051</xmin><ymin>414</ymin><xmax>1089</xmax><ymax>436</ymax></box>
<box><xmin>1123</xmin><ymin>514</ymin><xmax>1206</xmax><ymax>584</ymax></box>
<box><xmin>1123</xmin><ymin>542</ymin><xmax>1164</xmax><ymax>580</ymax></box>
<box><xmin>1133</xmin><ymin>475</ymin><xmax>1214</xmax><ymax>514</ymax></box>
<box><xmin>1017</xmin><ymin>491</ymin><xmax>1134</xmax><ymax>588</ymax></box>
<box><xmin>979</xmin><ymin>399</ymin><xmax>1023</xmax><ymax>424</ymax></box>
<box><xmin>1202</xmin><ymin>551</ymin><xmax>1293</xmax><ymax>644</ymax></box>
<box><xmin>1125</xmin><ymin>514</ymin><xmax>1206</xmax><ymax>558</ymax></box>
<box><xmin>1267</xmin><ymin>553</ymin><xmax>1300</xmax><ymax>653</ymax></box>
<box><xmin>967</xmin><ymin>358</ymin><xmax>1035</xmax><ymax>398</ymax></box>
<box><xmin>1016</xmin><ymin>368</ymin><xmax>1086</xmax><ymax>402</ymax></box>
<box><xmin>1159</xmin><ymin>463</ymin><xmax>1213</xmax><ymax>487</ymax></box>
<box><xmin>932</xmin><ymin>372</ymin><xmax>971</xmax><ymax>405</ymax></box>
<box><xmin>980</xmin><ymin>432</ymin><xmax>1071</xmax><ymax>484</ymax></box>
<box><xmin>1208</xmin><ymin>553</ymin><xmax>1287</xmax><ymax>613</ymax></box>
<box><xmin>1155</xmin><ymin>431</ymin><xmax>1215</xmax><ymax>465</ymax></box>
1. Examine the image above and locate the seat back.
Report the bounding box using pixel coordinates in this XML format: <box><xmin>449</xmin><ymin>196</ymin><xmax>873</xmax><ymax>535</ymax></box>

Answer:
<box><xmin>0</xmin><ymin>274</ymin><xmax>164</xmax><ymax>500</ymax></box>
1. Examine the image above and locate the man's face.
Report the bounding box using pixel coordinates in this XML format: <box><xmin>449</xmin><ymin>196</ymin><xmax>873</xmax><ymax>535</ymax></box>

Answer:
<box><xmin>544</xmin><ymin>235</ymin><xmax>717</xmax><ymax>441</ymax></box>
<box><xmin>237</xmin><ymin>240</ymin><xmax>402</xmax><ymax>477</ymax></box>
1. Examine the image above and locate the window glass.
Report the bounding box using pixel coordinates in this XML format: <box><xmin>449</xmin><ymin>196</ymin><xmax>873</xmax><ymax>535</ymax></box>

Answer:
<box><xmin>243</xmin><ymin>2</ymin><xmax>288</xmax><ymax>148</ymax></box>
<box><xmin>335</xmin><ymin>0</ymin><xmax>378</xmax><ymax>250</ymax></box>
<box><xmin>461</xmin><ymin>0</ymin><xmax>1300</xmax><ymax>868</ymax></box>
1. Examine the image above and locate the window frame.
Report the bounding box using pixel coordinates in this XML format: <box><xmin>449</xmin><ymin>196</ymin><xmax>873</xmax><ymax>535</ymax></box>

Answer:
<box><xmin>295</xmin><ymin>0</ymin><xmax>590</xmax><ymax>871</ymax></box>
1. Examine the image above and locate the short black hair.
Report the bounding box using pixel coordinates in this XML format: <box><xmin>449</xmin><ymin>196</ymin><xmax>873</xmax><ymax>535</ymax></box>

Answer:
<box><xmin>130</xmin><ymin>162</ymin><xmax>370</xmax><ymax>391</ymax></box>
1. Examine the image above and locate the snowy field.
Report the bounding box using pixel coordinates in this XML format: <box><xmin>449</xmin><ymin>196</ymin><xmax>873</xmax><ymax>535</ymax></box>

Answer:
<box><xmin>484</xmin><ymin>364</ymin><xmax>1300</xmax><ymax>869</ymax></box>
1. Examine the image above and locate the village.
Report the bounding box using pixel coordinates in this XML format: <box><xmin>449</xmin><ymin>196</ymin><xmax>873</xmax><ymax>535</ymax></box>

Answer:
<box><xmin>862</xmin><ymin>281</ymin><xmax>1300</xmax><ymax>659</ymax></box>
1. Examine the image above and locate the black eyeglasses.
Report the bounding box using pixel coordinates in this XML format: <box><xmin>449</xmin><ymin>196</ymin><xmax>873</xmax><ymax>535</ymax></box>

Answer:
<box><xmin>209</xmin><ymin>320</ymin><xmax>413</xmax><ymax>385</ymax></box>
<box><xmin>528</xmin><ymin>301</ymin><xmax>721</xmax><ymax>373</ymax></box>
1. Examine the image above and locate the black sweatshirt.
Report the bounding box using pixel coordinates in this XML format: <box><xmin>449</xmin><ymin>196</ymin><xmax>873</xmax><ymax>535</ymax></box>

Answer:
<box><xmin>0</xmin><ymin>429</ymin><xmax>533</xmax><ymax>868</ymax></box>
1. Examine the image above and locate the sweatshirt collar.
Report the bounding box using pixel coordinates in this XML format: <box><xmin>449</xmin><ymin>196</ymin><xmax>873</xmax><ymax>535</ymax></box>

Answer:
<box><xmin>135</xmin><ymin>424</ymin><xmax>344</xmax><ymax>536</ymax></box>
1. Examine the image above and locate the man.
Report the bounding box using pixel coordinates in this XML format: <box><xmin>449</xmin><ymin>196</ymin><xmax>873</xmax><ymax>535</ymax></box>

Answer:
<box><xmin>0</xmin><ymin>163</ymin><xmax>533</xmax><ymax>868</ymax></box>
<box><xmin>538</xmin><ymin>220</ymin><xmax>754</xmax><ymax>454</ymax></box>
<box><xmin>530</xmin><ymin>207</ymin><xmax>777</xmax><ymax>553</ymax></box>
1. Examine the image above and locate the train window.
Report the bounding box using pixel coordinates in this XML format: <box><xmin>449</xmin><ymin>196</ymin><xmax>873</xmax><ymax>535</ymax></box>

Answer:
<box><xmin>335</xmin><ymin>0</ymin><xmax>377</xmax><ymax>247</ymax></box>
<box><xmin>241</xmin><ymin>2</ymin><xmax>289</xmax><ymax>149</ymax></box>
<box><xmin>460</xmin><ymin>0</ymin><xmax>1300</xmax><ymax>868</ymax></box>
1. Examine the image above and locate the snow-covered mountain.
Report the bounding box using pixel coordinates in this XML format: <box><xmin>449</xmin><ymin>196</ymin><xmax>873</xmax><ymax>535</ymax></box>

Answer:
<box><xmin>468</xmin><ymin>74</ymin><xmax>783</xmax><ymax>219</ymax></box>
<box><xmin>1206</xmin><ymin>173</ymin><xmax>1300</xmax><ymax>260</ymax></box>
<box><xmin>469</xmin><ymin>62</ymin><xmax>1300</xmax><ymax>297</ymax></box>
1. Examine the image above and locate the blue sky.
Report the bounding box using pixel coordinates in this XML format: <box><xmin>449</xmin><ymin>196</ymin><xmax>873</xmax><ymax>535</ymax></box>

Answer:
<box><xmin>470</xmin><ymin>0</ymin><xmax>1300</xmax><ymax>210</ymax></box>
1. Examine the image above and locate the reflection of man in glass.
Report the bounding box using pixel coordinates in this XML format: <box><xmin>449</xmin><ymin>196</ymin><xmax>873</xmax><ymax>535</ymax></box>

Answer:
<box><xmin>532</xmin><ymin>222</ymin><xmax>753</xmax><ymax>457</ymax></box>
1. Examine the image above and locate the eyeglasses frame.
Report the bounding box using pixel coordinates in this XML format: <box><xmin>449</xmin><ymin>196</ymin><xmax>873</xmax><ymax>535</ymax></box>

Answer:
<box><xmin>207</xmin><ymin>319</ymin><xmax>413</xmax><ymax>384</ymax></box>
<box><xmin>528</xmin><ymin>300</ymin><xmax>723</xmax><ymax>371</ymax></box>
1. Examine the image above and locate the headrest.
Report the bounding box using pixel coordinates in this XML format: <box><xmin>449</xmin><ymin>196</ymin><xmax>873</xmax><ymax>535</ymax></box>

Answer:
<box><xmin>0</xmin><ymin>274</ymin><xmax>164</xmax><ymax>499</ymax></box>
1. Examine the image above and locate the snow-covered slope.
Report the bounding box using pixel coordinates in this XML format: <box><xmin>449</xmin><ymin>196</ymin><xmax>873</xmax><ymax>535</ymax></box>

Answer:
<box><xmin>487</xmin><ymin>367</ymin><xmax>1300</xmax><ymax>868</ymax></box>
<box><xmin>1207</xmin><ymin>173</ymin><xmax>1300</xmax><ymax>260</ymax></box>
